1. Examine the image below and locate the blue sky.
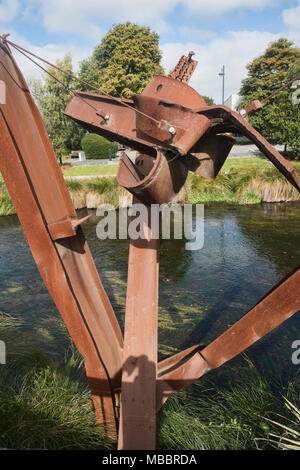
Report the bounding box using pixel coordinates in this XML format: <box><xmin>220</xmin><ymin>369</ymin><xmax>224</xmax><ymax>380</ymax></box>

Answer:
<box><xmin>1</xmin><ymin>0</ymin><xmax>300</xmax><ymax>102</ymax></box>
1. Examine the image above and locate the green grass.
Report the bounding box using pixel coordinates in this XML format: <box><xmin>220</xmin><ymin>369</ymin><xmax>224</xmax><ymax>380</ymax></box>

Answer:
<box><xmin>223</xmin><ymin>156</ymin><xmax>271</xmax><ymax>171</ymax></box>
<box><xmin>1</xmin><ymin>158</ymin><xmax>300</xmax><ymax>216</ymax></box>
<box><xmin>0</xmin><ymin>360</ymin><xmax>115</xmax><ymax>450</ymax></box>
<box><xmin>65</xmin><ymin>177</ymin><xmax>124</xmax><ymax>208</ymax></box>
<box><xmin>63</xmin><ymin>157</ymin><xmax>300</xmax><ymax>208</ymax></box>
<box><xmin>157</xmin><ymin>359</ymin><xmax>300</xmax><ymax>450</ymax></box>
<box><xmin>0</xmin><ymin>311</ymin><xmax>299</xmax><ymax>450</ymax></box>
<box><xmin>255</xmin><ymin>397</ymin><xmax>300</xmax><ymax>450</ymax></box>
<box><xmin>0</xmin><ymin>312</ymin><xmax>114</xmax><ymax>450</ymax></box>
<box><xmin>0</xmin><ymin>182</ymin><xmax>15</xmax><ymax>216</ymax></box>
<box><xmin>186</xmin><ymin>157</ymin><xmax>300</xmax><ymax>205</ymax></box>
<box><xmin>64</xmin><ymin>165</ymin><xmax>118</xmax><ymax>176</ymax></box>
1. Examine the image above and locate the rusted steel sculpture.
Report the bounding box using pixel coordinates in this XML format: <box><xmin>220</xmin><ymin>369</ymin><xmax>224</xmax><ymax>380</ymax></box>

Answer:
<box><xmin>0</xmin><ymin>38</ymin><xmax>123</xmax><ymax>430</ymax></box>
<box><xmin>0</xmin><ymin>37</ymin><xmax>299</xmax><ymax>450</ymax></box>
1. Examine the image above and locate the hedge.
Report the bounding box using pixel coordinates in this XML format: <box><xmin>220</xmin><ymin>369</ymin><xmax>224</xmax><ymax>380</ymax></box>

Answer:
<box><xmin>81</xmin><ymin>133</ymin><xmax>119</xmax><ymax>159</ymax></box>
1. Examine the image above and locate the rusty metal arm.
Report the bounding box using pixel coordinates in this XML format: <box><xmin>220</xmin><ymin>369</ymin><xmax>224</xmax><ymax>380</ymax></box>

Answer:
<box><xmin>0</xmin><ymin>40</ymin><xmax>123</xmax><ymax>428</ymax></box>
<box><xmin>196</xmin><ymin>105</ymin><xmax>300</xmax><ymax>192</ymax></box>
<box><xmin>156</xmin><ymin>266</ymin><xmax>300</xmax><ymax>409</ymax></box>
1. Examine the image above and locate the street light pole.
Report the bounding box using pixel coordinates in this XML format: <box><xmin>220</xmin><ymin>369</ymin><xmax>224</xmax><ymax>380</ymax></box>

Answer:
<box><xmin>219</xmin><ymin>65</ymin><xmax>225</xmax><ymax>104</ymax></box>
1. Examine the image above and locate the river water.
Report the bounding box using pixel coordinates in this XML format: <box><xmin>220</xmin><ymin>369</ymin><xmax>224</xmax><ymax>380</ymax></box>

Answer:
<box><xmin>0</xmin><ymin>202</ymin><xmax>299</xmax><ymax>382</ymax></box>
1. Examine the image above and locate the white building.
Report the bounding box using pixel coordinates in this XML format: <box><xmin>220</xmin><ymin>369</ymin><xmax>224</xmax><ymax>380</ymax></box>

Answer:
<box><xmin>224</xmin><ymin>93</ymin><xmax>242</xmax><ymax>111</ymax></box>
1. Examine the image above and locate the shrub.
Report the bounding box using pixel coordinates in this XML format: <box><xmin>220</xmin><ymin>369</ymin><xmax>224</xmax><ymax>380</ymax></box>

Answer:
<box><xmin>81</xmin><ymin>133</ymin><xmax>118</xmax><ymax>159</ymax></box>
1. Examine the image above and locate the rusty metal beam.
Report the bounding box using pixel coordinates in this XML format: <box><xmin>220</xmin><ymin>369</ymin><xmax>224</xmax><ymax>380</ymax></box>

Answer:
<box><xmin>118</xmin><ymin>205</ymin><xmax>159</xmax><ymax>450</ymax></box>
<box><xmin>64</xmin><ymin>85</ymin><xmax>299</xmax><ymax>192</ymax></box>
<box><xmin>0</xmin><ymin>40</ymin><xmax>123</xmax><ymax>429</ymax></box>
<box><xmin>196</xmin><ymin>105</ymin><xmax>300</xmax><ymax>192</ymax></box>
<box><xmin>157</xmin><ymin>266</ymin><xmax>300</xmax><ymax>408</ymax></box>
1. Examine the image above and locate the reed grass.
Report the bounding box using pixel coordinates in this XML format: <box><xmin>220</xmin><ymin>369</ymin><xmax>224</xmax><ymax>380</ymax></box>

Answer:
<box><xmin>157</xmin><ymin>358</ymin><xmax>300</xmax><ymax>450</ymax></box>
<box><xmin>1</xmin><ymin>158</ymin><xmax>300</xmax><ymax>215</ymax></box>
<box><xmin>255</xmin><ymin>394</ymin><xmax>300</xmax><ymax>450</ymax></box>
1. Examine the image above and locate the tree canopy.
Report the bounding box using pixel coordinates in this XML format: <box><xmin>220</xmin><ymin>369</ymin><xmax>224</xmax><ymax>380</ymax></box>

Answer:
<box><xmin>30</xmin><ymin>54</ymin><xmax>84</xmax><ymax>156</ymax></box>
<box><xmin>202</xmin><ymin>95</ymin><xmax>215</xmax><ymax>106</ymax></box>
<box><xmin>78</xmin><ymin>22</ymin><xmax>164</xmax><ymax>98</ymax></box>
<box><xmin>239</xmin><ymin>38</ymin><xmax>300</xmax><ymax>157</ymax></box>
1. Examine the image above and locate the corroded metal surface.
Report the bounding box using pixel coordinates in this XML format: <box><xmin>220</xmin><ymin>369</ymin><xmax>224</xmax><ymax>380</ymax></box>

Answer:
<box><xmin>132</xmin><ymin>93</ymin><xmax>211</xmax><ymax>155</ymax></box>
<box><xmin>157</xmin><ymin>266</ymin><xmax>300</xmax><ymax>408</ymax></box>
<box><xmin>118</xmin><ymin>205</ymin><xmax>159</xmax><ymax>450</ymax></box>
<box><xmin>117</xmin><ymin>149</ymin><xmax>188</xmax><ymax>205</ymax></box>
<box><xmin>0</xmin><ymin>40</ymin><xmax>123</xmax><ymax>430</ymax></box>
<box><xmin>64</xmin><ymin>52</ymin><xmax>300</xmax><ymax>449</ymax></box>
<box><xmin>0</xmin><ymin>36</ymin><xmax>299</xmax><ymax>451</ymax></box>
<box><xmin>169</xmin><ymin>51</ymin><xmax>198</xmax><ymax>83</ymax></box>
<box><xmin>65</xmin><ymin>83</ymin><xmax>300</xmax><ymax>193</ymax></box>
<box><xmin>195</xmin><ymin>105</ymin><xmax>300</xmax><ymax>191</ymax></box>
<box><xmin>188</xmin><ymin>131</ymin><xmax>236</xmax><ymax>179</ymax></box>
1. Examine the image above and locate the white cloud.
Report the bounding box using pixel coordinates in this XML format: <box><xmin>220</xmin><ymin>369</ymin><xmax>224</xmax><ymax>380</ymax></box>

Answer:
<box><xmin>5</xmin><ymin>31</ymin><xmax>92</xmax><ymax>82</ymax></box>
<box><xmin>35</xmin><ymin>0</ymin><xmax>179</xmax><ymax>40</ymax></box>
<box><xmin>4</xmin><ymin>1</ymin><xmax>298</xmax><ymax>105</ymax></box>
<box><xmin>182</xmin><ymin>0</ymin><xmax>279</xmax><ymax>17</ymax></box>
<box><xmin>282</xmin><ymin>2</ymin><xmax>300</xmax><ymax>47</ymax></box>
<box><xmin>283</xmin><ymin>1</ymin><xmax>300</xmax><ymax>30</ymax></box>
<box><xmin>7</xmin><ymin>28</ymin><xmax>282</xmax><ymax>104</ymax></box>
<box><xmin>0</xmin><ymin>0</ymin><xmax>20</xmax><ymax>24</ymax></box>
<box><xmin>161</xmin><ymin>31</ymin><xmax>279</xmax><ymax>103</ymax></box>
<box><xmin>179</xmin><ymin>27</ymin><xmax>215</xmax><ymax>42</ymax></box>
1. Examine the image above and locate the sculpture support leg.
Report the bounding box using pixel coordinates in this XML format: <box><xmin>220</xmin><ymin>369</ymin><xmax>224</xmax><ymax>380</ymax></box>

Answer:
<box><xmin>118</xmin><ymin>206</ymin><xmax>159</xmax><ymax>450</ymax></box>
<box><xmin>157</xmin><ymin>266</ymin><xmax>300</xmax><ymax>408</ymax></box>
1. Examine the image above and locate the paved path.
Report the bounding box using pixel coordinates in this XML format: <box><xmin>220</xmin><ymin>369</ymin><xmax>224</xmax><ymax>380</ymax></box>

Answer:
<box><xmin>228</xmin><ymin>143</ymin><xmax>284</xmax><ymax>158</ymax></box>
<box><xmin>64</xmin><ymin>151</ymin><xmax>136</xmax><ymax>166</ymax></box>
<box><xmin>64</xmin><ymin>158</ymin><xmax>120</xmax><ymax>166</ymax></box>
<box><xmin>64</xmin><ymin>145</ymin><xmax>285</xmax><ymax>171</ymax></box>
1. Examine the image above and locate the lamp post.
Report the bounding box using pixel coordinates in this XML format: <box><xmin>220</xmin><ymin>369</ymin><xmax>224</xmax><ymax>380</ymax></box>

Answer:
<box><xmin>219</xmin><ymin>65</ymin><xmax>225</xmax><ymax>105</ymax></box>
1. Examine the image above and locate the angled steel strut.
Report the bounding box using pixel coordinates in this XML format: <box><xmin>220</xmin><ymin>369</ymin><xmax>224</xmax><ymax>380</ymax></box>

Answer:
<box><xmin>0</xmin><ymin>39</ymin><xmax>123</xmax><ymax>432</ymax></box>
<box><xmin>0</xmin><ymin>40</ymin><xmax>299</xmax><ymax>450</ymax></box>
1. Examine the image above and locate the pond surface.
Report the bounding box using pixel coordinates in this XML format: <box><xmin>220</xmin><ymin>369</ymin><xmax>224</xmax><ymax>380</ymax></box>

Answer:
<box><xmin>0</xmin><ymin>202</ymin><xmax>299</xmax><ymax>381</ymax></box>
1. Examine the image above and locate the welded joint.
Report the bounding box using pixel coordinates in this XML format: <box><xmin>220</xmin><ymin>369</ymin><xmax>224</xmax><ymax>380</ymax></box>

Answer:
<box><xmin>47</xmin><ymin>214</ymin><xmax>91</xmax><ymax>240</ymax></box>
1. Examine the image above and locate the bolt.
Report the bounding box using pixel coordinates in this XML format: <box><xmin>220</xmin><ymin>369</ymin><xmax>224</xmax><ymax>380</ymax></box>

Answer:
<box><xmin>169</xmin><ymin>127</ymin><xmax>176</xmax><ymax>136</ymax></box>
<box><xmin>104</xmin><ymin>115</ymin><xmax>110</xmax><ymax>121</ymax></box>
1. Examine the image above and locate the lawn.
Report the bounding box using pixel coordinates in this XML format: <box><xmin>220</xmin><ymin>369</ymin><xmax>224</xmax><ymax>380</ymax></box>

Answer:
<box><xmin>64</xmin><ymin>164</ymin><xmax>118</xmax><ymax>177</ymax></box>
<box><xmin>63</xmin><ymin>157</ymin><xmax>300</xmax><ymax>178</ymax></box>
<box><xmin>1</xmin><ymin>157</ymin><xmax>300</xmax><ymax>216</ymax></box>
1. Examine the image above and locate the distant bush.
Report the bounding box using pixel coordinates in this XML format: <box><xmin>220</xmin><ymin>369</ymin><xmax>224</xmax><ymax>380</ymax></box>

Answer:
<box><xmin>81</xmin><ymin>133</ymin><xmax>118</xmax><ymax>159</ymax></box>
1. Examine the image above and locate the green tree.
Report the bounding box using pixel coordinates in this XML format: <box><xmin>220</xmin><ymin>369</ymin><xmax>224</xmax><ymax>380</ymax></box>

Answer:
<box><xmin>29</xmin><ymin>54</ymin><xmax>84</xmax><ymax>156</ymax></box>
<box><xmin>239</xmin><ymin>38</ymin><xmax>300</xmax><ymax>156</ymax></box>
<box><xmin>266</xmin><ymin>61</ymin><xmax>300</xmax><ymax>157</ymax></box>
<box><xmin>202</xmin><ymin>95</ymin><xmax>215</xmax><ymax>105</ymax></box>
<box><xmin>78</xmin><ymin>22</ymin><xmax>164</xmax><ymax>99</ymax></box>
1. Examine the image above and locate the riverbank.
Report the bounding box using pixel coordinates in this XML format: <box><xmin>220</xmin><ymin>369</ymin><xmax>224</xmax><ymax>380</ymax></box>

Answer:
<box><xmin>0</xmin><ymin>313</ymin><xmax>298</xmax><ymax>450</ymax></box>
<box><xmin>1</xmin><ymin>158</ymin><xmax>300</xmax><ymax>216</ymax></box>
